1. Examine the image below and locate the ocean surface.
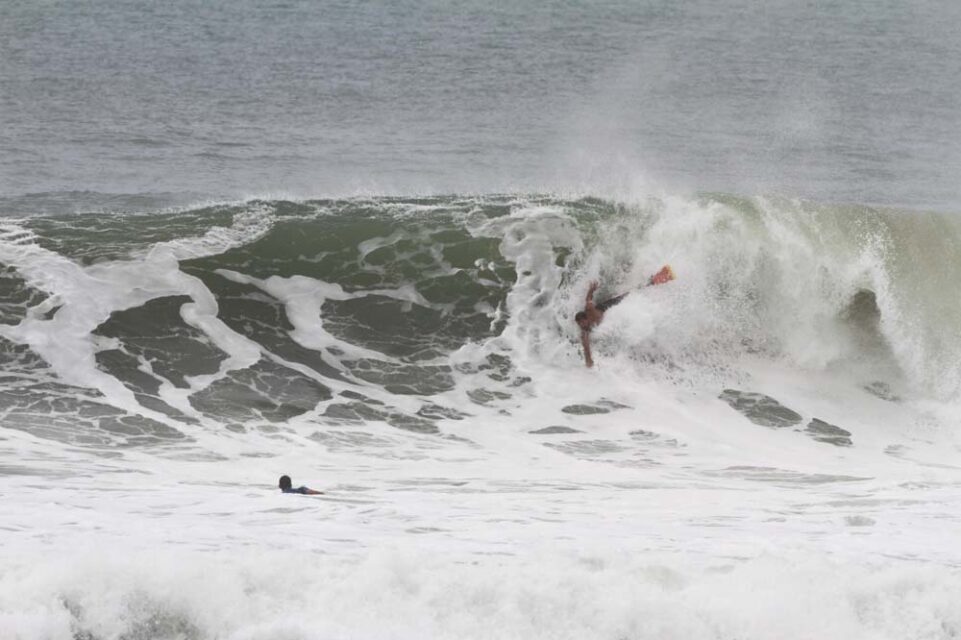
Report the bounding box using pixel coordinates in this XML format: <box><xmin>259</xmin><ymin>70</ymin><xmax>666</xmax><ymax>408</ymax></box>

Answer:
<box><xmin>3</xmin><ymin>1</ymin><xmax>961</xmax><ymax>639</ymax></box>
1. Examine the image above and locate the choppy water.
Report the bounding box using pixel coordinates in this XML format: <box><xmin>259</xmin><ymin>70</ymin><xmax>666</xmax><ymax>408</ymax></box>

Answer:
<box><xmin>3</xmin><ymin>2</ymin><xmax>961</xmax><ymax>639</ymax></box>
<box><xmin>4</xmin><ymin>0</ymin><xmax>961</xmax><ymax>208</ymax></box>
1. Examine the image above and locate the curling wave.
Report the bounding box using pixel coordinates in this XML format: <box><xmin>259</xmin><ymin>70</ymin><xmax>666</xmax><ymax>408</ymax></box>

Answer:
<box><xmin>0</xmin><ymin>193</ymin><xmax>958</xmax><ymax>446</ymax></box>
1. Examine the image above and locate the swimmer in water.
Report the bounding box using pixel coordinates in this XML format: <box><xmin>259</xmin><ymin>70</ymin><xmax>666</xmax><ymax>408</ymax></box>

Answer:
<box><xmin>278</xmin><ymin>475</ymin><xmax>324</xmax><ymax>495</ymax></box>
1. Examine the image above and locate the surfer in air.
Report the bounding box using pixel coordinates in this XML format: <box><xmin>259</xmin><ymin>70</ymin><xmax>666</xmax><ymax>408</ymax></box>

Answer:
<box><xmin>575</xmin><ymin>265</ymin><xmax>674</xmax><ymax>368</ymax></box>
<box><xmin>278</xmin><ymin>475</ymin><xmax>324</xmax><ymax>495</ymax></box>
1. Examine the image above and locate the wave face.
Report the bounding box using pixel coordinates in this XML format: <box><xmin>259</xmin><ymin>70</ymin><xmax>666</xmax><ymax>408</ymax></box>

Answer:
<box><xmin>0</xmin><ymin>194</ymin><xmax>958</xmax><ymax>447</ymax></box>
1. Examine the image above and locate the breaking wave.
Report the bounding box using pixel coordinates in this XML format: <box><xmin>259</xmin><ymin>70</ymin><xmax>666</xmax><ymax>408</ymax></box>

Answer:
<box><xmin>0</xmin><ymin>194</ymin><xmax>958</xmax><ymax>447</ymax></box>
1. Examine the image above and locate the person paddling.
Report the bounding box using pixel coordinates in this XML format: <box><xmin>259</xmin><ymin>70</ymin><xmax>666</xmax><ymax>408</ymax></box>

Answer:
<box><xmin>278</xmin><ymin>475</ymin><xmax>324</xmax><ymax>495</ymax></box>
<box><xmin>575</xmin><ymin>265</ymin><xmax>674</xmax><ymax>368</ymax></box>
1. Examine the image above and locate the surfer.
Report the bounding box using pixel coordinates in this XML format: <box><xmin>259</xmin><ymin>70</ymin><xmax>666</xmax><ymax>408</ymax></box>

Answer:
<box><xmin>574</xmin><ymin>265</ymin><xmax>675</xmax><ymax>368</ymax></box>
<box><xmin>278</xmin><ymin>475</ymin><xmax>324</xmax><ymax>495</ymax></box>
<box><xmin>575</xmin><ymin>282</ymin><xmax>626</xmax><ymax>368</ymax></box>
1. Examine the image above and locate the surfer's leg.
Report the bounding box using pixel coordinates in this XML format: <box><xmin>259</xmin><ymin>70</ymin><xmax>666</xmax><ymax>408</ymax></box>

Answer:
<box><xmin>595</xmin><ymin>293</ymin><xmax>627</xmax><ymax>313</ymax></box>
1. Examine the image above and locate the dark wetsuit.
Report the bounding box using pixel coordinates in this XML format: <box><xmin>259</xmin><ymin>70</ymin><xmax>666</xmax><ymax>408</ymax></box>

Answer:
<box><xmin>282</xmin><ymin>486</ymin><xmax>310</xmax><ymax>494</ymax></box>
<box><xmin>595</xmin><ymin>293</ymin><xmax>627</xmax><ymax>313</ymax></box>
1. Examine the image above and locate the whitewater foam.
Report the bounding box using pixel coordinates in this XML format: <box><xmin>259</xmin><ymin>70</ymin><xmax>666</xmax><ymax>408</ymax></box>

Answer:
<box><xmin>6</xmin><ymin>547</ymin><xmax>961</xmax><ymax>640</ymax></box>
<box><xmin>2</xmin><ymin>194</ymin><xmax>961</xmax><ymax>638</ymax></box>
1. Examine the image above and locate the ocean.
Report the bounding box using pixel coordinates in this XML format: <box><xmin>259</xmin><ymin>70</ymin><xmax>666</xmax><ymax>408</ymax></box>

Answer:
<box><xmin>2</xmin><ymin>1</ymin><xmax>961</xmax><ymax>638</ymax></box>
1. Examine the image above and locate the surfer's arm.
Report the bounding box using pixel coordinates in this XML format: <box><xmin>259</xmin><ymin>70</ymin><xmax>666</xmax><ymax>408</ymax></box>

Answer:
<box><xmin>585</xmin><ymin>281</ymin><xmax>599</xmax><ymax>311</ymax></box>
<box><xmin>580</xmin><ymin>330</ymin><xmax>594</xmax><ymax>368</ymax></box>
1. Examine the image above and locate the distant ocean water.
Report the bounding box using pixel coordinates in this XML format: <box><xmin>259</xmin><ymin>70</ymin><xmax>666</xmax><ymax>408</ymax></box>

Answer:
<box><xmin>3</xmin><ymin>2</ymin><xmax>961</xmax><ymax>639</ymax></box>
<box><xmin>3</xmin><ymin>0</ymin><xmax>961</xmax><ymax>207</ymax></box>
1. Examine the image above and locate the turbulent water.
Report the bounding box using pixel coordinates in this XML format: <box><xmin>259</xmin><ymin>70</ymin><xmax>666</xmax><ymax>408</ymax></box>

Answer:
<box><xmin>4</xmin><ymin>1</ymin><xmax>961</xmax><ymax>639</ymax></box>
<box><xmin>4</xmin><ymin>195</ymin><xmax>961</xmax><ymax>638</ymax></box>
